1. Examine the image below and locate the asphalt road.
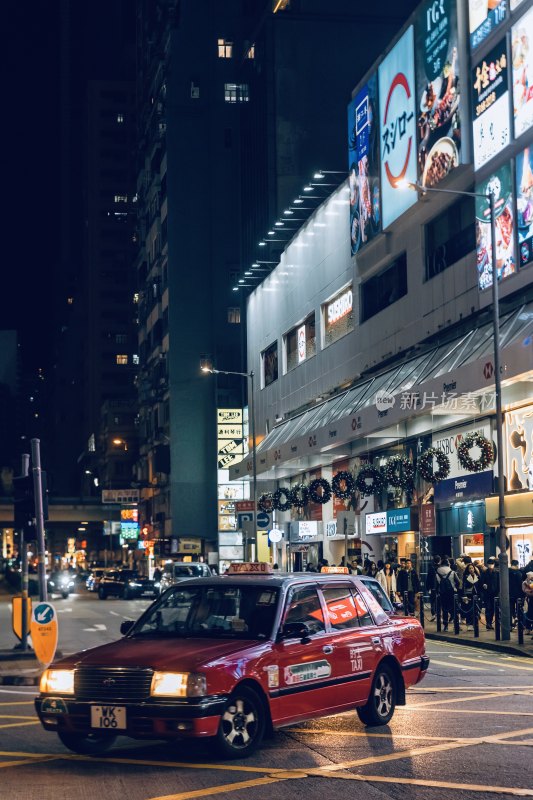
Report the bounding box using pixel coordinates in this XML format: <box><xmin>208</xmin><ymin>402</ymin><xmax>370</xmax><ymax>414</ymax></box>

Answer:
<box><xmin>1</xmin><ymin>591</ymin><xmax>533</xmax><ymax>800</ymax></box>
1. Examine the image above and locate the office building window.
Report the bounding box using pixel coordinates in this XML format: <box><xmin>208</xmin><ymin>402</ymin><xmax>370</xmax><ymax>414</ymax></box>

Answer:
<box><xmin>361</xmin><ymin>254</ymin><xmax>407</xmax><ymax>322</ymax></box>
<box><xmin>132</xmin><ymin>354</ymin><xmax>140</xmax><ymax>365</ymax></box>
<box><xmin>115</xmin><ymin>333</ymin><xmax>128</xmax><ymax>344</ymax></box>
<box><xmin>116</xmin><ymin>113</ymin><xmax>124</xmax><ymax>123</ymax></box>
<box><xmin>116</xmin><ymin>354</ymin><xmax>128</xmax><ymax>365</ymax></box>
<box><xmin>218</xmin><ymin>38</ymin><xmax>233</xmax><ymax>58</ymax></box>
<box><xmin>425</xmin><ymin>196</ymin><xmax>476</xmax><ymax>280</ymax></box>
<box><xmin>227</xmin><ymin>307</ymin><xmax>241</xmax><ymax>324</ymax></box>
<box><xmin>246</xmin><ymin>43</ymin><xmax>255</xmax><ymax>59</ymax></box>
<box><xmin>224</xmin><ymin>83</ymin><xmax>249</xmax><ymax>103</ymax></box>
<box><xmin>285</xmin><ymin>313</ymin><xmax>316</xmax><ymax>373</ymax></box>
<box><xmin>262</xmin><ymin>342</ymin><xmax>278</xmax><ymax>387</ymax></box>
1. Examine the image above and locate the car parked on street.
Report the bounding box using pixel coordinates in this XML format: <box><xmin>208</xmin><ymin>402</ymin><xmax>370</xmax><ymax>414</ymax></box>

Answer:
<box><xmin>36</xmin><ymin>563</ymin><xmax>428</xmax><ymax>758</ymax></box>
<box><xmin>97</xmin><ymin>569</ymin><xmax>157</xmax><ymax>600</ymax></box>
<box><xmin>159</xmin><ymin>561</ymin><xmax>212</xmax><ymax>593</ymax></box>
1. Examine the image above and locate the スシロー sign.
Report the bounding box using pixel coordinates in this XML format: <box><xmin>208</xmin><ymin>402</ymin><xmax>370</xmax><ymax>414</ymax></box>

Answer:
<box><xmin>378</xmin><ymin>26</ymin><xmax>417</xmax><ymax>229</ymax></box>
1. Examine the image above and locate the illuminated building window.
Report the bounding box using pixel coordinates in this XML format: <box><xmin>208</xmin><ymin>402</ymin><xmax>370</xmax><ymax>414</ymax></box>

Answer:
<box><xmin>114</xmin><ymin>194</ymin><xmax>128</xmax><ymax>203</ymax></box>
<box><xmin>115</xmin><ymin>333</ymin><xmax>128</xmax><ymax>344</ymax></box>
<box><xmin>246</xmin><ymin>44</ymin><xmax>255</xmax><ymax>59</ymax></box>
<box><xmin>218</xmin><ymin>38</ymin><xmax>233</xmax><ymax>58</ymax></box>
<box><xmin>273</xmin><ymin>0</ymin><xmax>290</xmax><ymax>11</ymax></box>
<box><xmin>116</xmin><ymin>354</ymin><xmax>128</xmax><ymax>365</ymax></box>
<box><xmin>117</xmin><ymin>113</ymin><xmax>124</xmax><ymax>123</ymax></box>
<box><xmin>133</xmin><ymin>354</ymin><xmax>140</xmax><ymax>365</ymax></box>
<box><xmin>227</xmin><ymin>307</ymin><xmax>241</xmax><ymax>324</ymax></box>
<box><xmin>67</xmin><ymin>297</ymin><xmax>74</xmax><ymax>305</ymax></box>
<box><xmin>224</xmin><ymin>83</ymin><xmax>249</xmax><ymax>103</ymax></box>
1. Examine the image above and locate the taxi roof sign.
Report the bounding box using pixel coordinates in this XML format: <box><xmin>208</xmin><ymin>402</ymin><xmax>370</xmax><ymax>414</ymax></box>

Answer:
<box><xmin>320</xmin><ymin>566</ymin><xmax>349</xmax><ymax>574</ymax></box>
<box><xmin>228</xmin><ymin>562</ymin><xmax>273</xmax><ymax>575</ymax></box>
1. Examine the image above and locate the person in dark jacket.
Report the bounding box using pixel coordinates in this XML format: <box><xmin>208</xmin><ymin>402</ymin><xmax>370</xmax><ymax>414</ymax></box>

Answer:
<box><xmin>396</xmin><ymin>559</ymin><xmax>420</xmax><ymax>614</ymax></box>
<box><xmin>509</xmin><ymin>559</ymin><xmax>524</xmax><ymax>628</ymax></box>
<box><xmin>481</xmin><ymin>557</ymin><xmax>499</xmax><ymax>630</ymax></box>
<box><xmin>461</xmin><ymin>563</ymin><xmax>481</xmax><ymax>630</ymax></box>
<box><xmin>425</xmin><ymin>556</ymin><xmax>441</xmax><ymax>621</ymax></box>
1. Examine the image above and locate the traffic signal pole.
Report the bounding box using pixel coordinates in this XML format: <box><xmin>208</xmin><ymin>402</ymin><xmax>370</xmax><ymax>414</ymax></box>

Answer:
<box><xmin>31</xmin><ymin>439</ymin><xmax>48</xmax><ymax>602</ymax></box>
<box><xmin>18</xmin><ymin>454</ymin><xmax>30</xmax><ymax>653</ymax></box>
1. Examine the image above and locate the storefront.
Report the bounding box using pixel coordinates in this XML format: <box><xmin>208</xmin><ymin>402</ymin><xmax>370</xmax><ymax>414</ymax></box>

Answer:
<box><xmin>436</xmin><ymin>501</ymin><xmax>487</xmax><ymax>562</ymax></box>
<box><xmin>486</xmin><ymin>492</ymin><xmax>533</xmax><ymax>570</ymax></box>
<box><xmin>288</xmin><ymin>520</ymin><xmax>323</xmax><ymax>571</ymax></box>
<box><xmin>365</xmin><ymin>507</ymin><xmax>419</xmax><ymax>568</ymax></box>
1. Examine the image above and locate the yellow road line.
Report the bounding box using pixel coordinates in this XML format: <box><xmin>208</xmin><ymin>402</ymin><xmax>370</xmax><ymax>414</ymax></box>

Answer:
<box><xmin>429</xmin><ymin>658</ymin><xmax>485</xmax><ymax>670</ymax></box>
<box><xmin>0</xmin><ymin>715</ymin><xmax>36</xmax><ymax>720</ymax></box>
<box><xmin>409</xmin><ymin>686</ymin><xmax>528</xmax><ymax>692</ymax></box>
<box><xmin>400</xmin><ymin>707</ymin><xmax>533</xmax><ymax>716</ymax></box>
<box><xmin>0</xmin><ymin>721</ymin><xmax>40</xmax><ymax>730</ymax></box>
<box><xmin>0</xmin><ymin>757</ymin><xmax>58</xmax><ymax>769</ymax></box>
<box><xmin>0</xmin><ymin>702</ymin><xmax>34</xmax><ymax>706</ymax></box>
<box><xmin>148</xmin><ymin>775</ymin><xmax>289</xmax><ymax>800</ymax></box>
<box><xmin>315</xmin><ymin>772</ymin><xmax>533</xmax><ymax>796</ymax></box>
<box><xmin>450</xmin><ymin>655</ymin><xmax>533</xmax><ymax>672</ymax></box>
<box><xmin>290</xmin><ymin>728</ymin><xmax>465</xmax><ymax>742</ymax></box>
<box><xmin>46</xmin><ymin>753</ymin><xmax>289</xmax><ymax>774</ymax></box>
<box><xmin>409</xmin><ymin>690</ymin><xmax>516</xmax><ymax>707</ymax></box>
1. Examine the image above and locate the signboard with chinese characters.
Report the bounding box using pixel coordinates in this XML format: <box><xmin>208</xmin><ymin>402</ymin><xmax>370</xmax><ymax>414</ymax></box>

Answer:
<box><xmin>217</xmin><ymin>408</ymin><xmax>245</xmax><ymax>530</ymax></box>
<box><xmin>347</xmin><ymin>75</ymin><xmax>381</xmax><ymax>254</ymax></box>
<box><xmin>516</xmin><ymin>146</ymin><xmax>533</xmax><ymax>267</ymax></box>
<box><xmin>512</xmin><ymin>6</ymin><xmax>533</xmax><ymax>139</ymax></box>
<box><xmin>416</xmin><ymin>0</ymin><xmax>462</xmax><ymax>188</ymax></box>
<box><xmin>420</xmin><ymin>504</ymin><xmax>436</xmax><ymax>536</ymax></box>
<box><xmin>475</xmin><ymin>163</ymin><xmax>516</xmax><ymax>290</ymax></box>
<box><xmin>468</xmin><ymin>0</ymin><xmax>507</xmax><ymax>51</ymax></box>
<box><xmin>378</xmin><ymin>26</ymin><xmax>418</xmax><ymax>229</ymax></box>
<box><xmin>505</xmin><ymin>404</ymin><xmax>533</xmax><ymax>492</ymax></box>
<box><xmin>102</xmin><ymin>489</ymin><xmax>139</xmax><ymax>504</ymax></box>
<box><xmin>472</xmin><ymin>39</ymin><xmax>510</xmax><ymax>170</ymax></box>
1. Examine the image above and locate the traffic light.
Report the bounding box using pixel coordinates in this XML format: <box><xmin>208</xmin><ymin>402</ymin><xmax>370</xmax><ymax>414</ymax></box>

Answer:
<box><xmin>12</xmin><ymin>475</ymin><xmax>34</xmax><ymax>529</ymax></box>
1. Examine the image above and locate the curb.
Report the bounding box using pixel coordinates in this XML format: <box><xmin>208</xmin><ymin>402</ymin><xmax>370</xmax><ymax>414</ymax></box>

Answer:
<box><xmin>426</xmin><ymin>632</ymin><xmax>533</xmax><ymax>658</ymax></box>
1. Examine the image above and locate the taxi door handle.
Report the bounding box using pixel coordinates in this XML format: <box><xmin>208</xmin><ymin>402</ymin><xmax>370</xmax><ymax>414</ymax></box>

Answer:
<box><xmin>371</xmin><ymin>637</ymin><xmax>381</xmax><ymax>645</ymax></box>
<box><xmin>322</xmin><ymin>645</ymin><xmax>334</xmax><ymax>654</ymax></box>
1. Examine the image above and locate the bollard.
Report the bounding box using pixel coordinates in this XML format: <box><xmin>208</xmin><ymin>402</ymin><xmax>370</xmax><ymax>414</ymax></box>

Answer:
<box><xmin>517</xmin><ymin>598</ymin><xmax>524</xmax><ymax>646</ymax></box>
<box><xmin>495</xmin><ymin>597</ymin><xmax>501</xmax><ymax>641</ymax></box>
<box><xmin>473</xmin><ymin>595</ymin><xmax>480</xmax><ymax>638</ymax></box>
<box><xmin>453</xmin><ymin>594</ymin><xmax>460</xmax><ymax>635</ymax></box>
<box><xmin>436</xmin><ymin>593</ymin><xmax>442</xmax><ymax>632</ymax></box>
<box><xmin>419</xmin><ymin>592</ymin><xmax>425</xmax><ymax>629</ymax></box>
<box><xmin>404</xmin><ymin>591</ymin><xmax>410</xmax><ymax>617</ymax></box>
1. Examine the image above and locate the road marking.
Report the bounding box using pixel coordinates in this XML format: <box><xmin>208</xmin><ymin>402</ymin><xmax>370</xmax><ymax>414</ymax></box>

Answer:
<box><xmin>0</xmin><ymin>690</ymin><xmax>37</xmax><ymax>696</ymax></box>
<box><xmin>399</xmin><ymin>707</ymin><xmax>533</xmax><ymax>716</ymax></box>
<box><xmin>0</xmin><ymin>757</ymin><xmax>58</xmax><ymax>769</ymax></box>
<box><xmin>0</xmin><ymin>715</ymin><xmax>35</xmax><ymax>720</ymax></box>
<box><xmin>313</xmin><ymin>772</ymin><xmax>533</xmax><ymax>796</ymax></box>
<box><xmin>409</xmin><ymin>686</ymin><xmax>525</xmax><ymax>692</ymax></box>
<box><xmin>429</xmin><ymin>658</ymin><xmax>484</xmax><ymax>670</ymax></box>
<box><xmin>290</xmin><ymin>728</ymin><xmax>465</xmax><ymax>742</ymax></box>
<box><xmin>0</xmin><ymin>701</ymin><xmax>35</xmax><ymax>706</ymax></box>
<box><xmin>410</xmin><ymin>690</ymin><xmax>516</xmax><ymax>707</ymax></box>
<box><xmin>0</xmin><ymin>721</ymin><xmax>39</xmax><ymax>730</ymax></box>
<box><xmin>148</xmin><ymin>776</ymin><xmax>289</xmax><ymax>800</ymax></box>
<box><xmin>450</xmin><ymin>655</ymin><xmax>533</xmax><ymax>672</ymax></box>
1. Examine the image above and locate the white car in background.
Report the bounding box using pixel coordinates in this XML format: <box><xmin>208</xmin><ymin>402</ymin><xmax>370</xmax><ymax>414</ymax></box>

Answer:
<box><xmin>159</xmin><ymin>562</ymin><xmax>212</xmax><ymax>593</ymax></box>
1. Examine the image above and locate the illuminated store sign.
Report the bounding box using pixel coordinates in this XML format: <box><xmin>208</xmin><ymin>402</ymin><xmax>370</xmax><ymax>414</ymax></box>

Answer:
<box><xmin>327</xmin><ymin>289</ymin><xmax>353</xmax><ymax>325</ymax></box>
<box><xmin>472</xmin><ymin>39</ymin><xmax>510</xmax><ymax>170</ymax></box>
<box><xmin>378</xmin><ymin>26</ymin><xmax>418</xmax><ymax>229</ymax></box>
<box><xmin>475</xmin><ymin>163</ymin><xmax>516</xmax><ymax>290</ymax></box>
<box><xmin>516</xmin><ymin>146</ymin><xmax>533</xmax><ymax>267</ymax></box>
<box><xmin>468</xmin><ymin>0</ymin><xmax>507</xmax><ymax>51</ymax></box>
<box><xmin>512</xmin><ymin>6</ymin><xmax>533</xmax><ymax>139</ymax></box>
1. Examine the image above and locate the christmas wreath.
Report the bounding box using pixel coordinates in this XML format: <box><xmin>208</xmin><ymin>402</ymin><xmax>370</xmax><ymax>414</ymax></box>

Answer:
<box><xmin>383</xmin><ymin>455</ymin><xmax>415</xmax><ymax>490</ymax></box>
<box><xmin>457</xmin><ymin>433</ymin><xmax>494</xmax><ymax>473</ymax></box>
<box><xmin>331</xmin><ymin>470</ymin><xmax>355</xmax><ymax>499</ymax></box>
<box><xmin>308</xmin><ymin>478</ymin><xmax>332</xmax><ymax>505</ymax></box>
<box><xmin>258</xmin><ymin>493</ymin><xmax>274</xmax><ymax>513</ymax></box>
<box><xmin>290</xmin><ymin>483</ymin><xmax>309</xmax><ymax>508</ymax></box>
<box><xmin>272</xmin><ymin>487</ymin><xmax>292</xmax><ymax>512</ymax></box>
<box><xmin>417</xmin><ymin>447</ymin><xmax>450</xmax><ymax>483</ymax></box>
<box><xmin>355</xmin><ymin>465</ymin><xmax>384</xmax><ymax>497</ymax></box>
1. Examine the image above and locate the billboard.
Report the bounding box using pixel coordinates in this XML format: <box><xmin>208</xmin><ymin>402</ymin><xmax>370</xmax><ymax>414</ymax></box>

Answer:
<box><xmin>516</xmin><ymin>146</ymin><xmax>533</xmax><ymax>267</ymax></box>
<box><xmin>512</xmin><ymin>6</ymin><xmax>533</xmax><ymax>139</ymax></box>
<box><xmin>416</xmin><ymin>0</ymin><xmax>462</xmax><ymax>188</ymax></box>
<box><xmin>472</xmin><ymin>39</ymin><xmax>511</xmax><ymax>170</ymax></box>
<box><xmin>347</xmin><ymin>74</ymin><xmax>381</xmax><ymax>254</ymax></box>
<box><xmin>468</xmin><ymin>0</ymin><xmax>507</xmax><ymax>51</ymax></box>
<box><xmin>505</xmin><ymin>404</ymin><xmax>533</xmax><ymax>491</ymax></box>
<box><xmin>378</xmin><ymin>26</ymin><xmax>418</xmax><ymax>229</ymax></box>
<box><xmin>475</xmin><ymin>163</ymin><xmax>516</xmax><ymax>290</ymax></box>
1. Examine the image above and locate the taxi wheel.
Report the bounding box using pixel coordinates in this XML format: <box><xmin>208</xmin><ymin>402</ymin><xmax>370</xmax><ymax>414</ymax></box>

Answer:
<box><xmin>57</xmin><ymin>730</ymin><xmax>116</xmax><ymax>755</ymax></box>
<box><xmin>215</xmin><ymin>687</ymin><xmax>265</xmax><ymax>758</ymax></box>
<box><xmin>357</xmin><ymin>665</ymin><xmax>396</xmax><ymax>726</ymax></box>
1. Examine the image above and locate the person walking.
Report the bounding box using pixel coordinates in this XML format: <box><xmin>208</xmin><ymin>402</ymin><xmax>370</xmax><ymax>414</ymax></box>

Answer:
<box><xmin>436</xmin><ymin>558</ymin><xmax>460</xmax><ymax>631</ymax></box>
<box><xmin>480</xmin><ymin>557</ymin><xmax>499</xmax><ymax>630</ymax></box>
<box><xmin>396</xmin><ymin>559</ymin><xmax>420</xmax><ymax>615</ymax></box>
<box><xmin>509</xmin><ymin>559</ymin><xmax>524</xmax><ymax>629</ymax></box>
<box><xmin>461</xmin><ymin>563</ymin><xmax>481</xmax><ymax>631</ymax></box>
<box><xmin>377</xmin><ymin>562</ymin><xmax>397</xmax><ymax>603</ymax></box>
<box><xmin>522</xmin><ymin>571</ymin><xmax>533</xmax><ymax>634</ymax></box>
<box><xmin>425</xmin><ymin>555</ymin><xmax>441</xmax><ymax>621</ymax></box>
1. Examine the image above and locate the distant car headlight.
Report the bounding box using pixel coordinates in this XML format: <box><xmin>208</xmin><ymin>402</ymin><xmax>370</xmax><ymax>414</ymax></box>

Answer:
<box><xmin>40</xmin><ymin>669</ymin><xmax>75</xmax><ymax>695</ymax></box>
<box><xmin>128</xmin><ymin>581</ymin><xmax>142</xmax><ymax>588</ymax></box>
<box><xmin>150</xmin><ymin>672</ymin><xmax>207</xmax><ymax>698</ymax></box>
<box><xmin>154</xmin><ymin>581</ymin><xmax>161</xmax><ymax>589</ymax></box>
<box><xmin>49</xmin><ymin>581</ymin><xmax>55</xmax><ymax>587</ymax></box>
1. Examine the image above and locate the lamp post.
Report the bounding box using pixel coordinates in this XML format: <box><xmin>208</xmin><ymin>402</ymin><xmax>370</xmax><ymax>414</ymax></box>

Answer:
<box><xmin>202</xmin><ymin>366</ymin><xmax>258</xmax><ymax>561</ymax></box>
<box><xmin>404</xmin><ymin>181</ymin><xmax>510</xmax><ymax>641</ymax></box>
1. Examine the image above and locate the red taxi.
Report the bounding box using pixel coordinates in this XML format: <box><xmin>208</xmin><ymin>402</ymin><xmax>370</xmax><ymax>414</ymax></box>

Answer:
<box><xmin>35</xmin><ymin>563</ymin><xmax>429</xmax><ymax>758</ymax></box>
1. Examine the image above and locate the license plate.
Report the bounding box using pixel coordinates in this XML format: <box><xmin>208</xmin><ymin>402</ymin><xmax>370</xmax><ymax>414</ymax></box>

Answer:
<box><xmin>90</xmin><ymin>705</ymin><xmax>126</xmax><ymax>730</ymax></box>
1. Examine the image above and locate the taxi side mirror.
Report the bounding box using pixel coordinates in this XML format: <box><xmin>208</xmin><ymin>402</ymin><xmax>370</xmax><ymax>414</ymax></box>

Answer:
<box><xmin>120</xmin><ymin>620</ymin><xmax>135</xmax><ymax>636</ymax></box>
<box><xmin>278</xmin><ymin>622</ymin><xmax>311</xmax><ymax>643</ymax></box>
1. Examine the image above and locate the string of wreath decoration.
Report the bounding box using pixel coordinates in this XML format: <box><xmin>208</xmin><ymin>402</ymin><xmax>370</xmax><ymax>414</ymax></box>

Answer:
<box><xmin>308</xmin><ymin>478</ymin><xmax>332</xmax><ymax>505</ymax></box>
<box><xmin>355</xmin><ymin>465</ymin><xmax>384</xmax><ymax>497</ymax></box>
<box><xmin>331</xmin><ymin>470</ymin><xmax>355</xmax><ymax>499</ymax></box>
<box><xmin>383</xmin><ymin>455</ymin><xmax>415</xmax><ymax>490</ymax></box>
<box><xmin>457</xmin><ymin>433</ymin><xmax>494</xmax><ymax>473</ymax></box>
<box><xmin>272</xmin><ymin>487</ymin><xmax>292</xmax><ymax>512</ymax></box>
<box><xmin>290</xmin><ymin>483</ymin><xmax>309</xmax><ymax>508</ymax></box>
<box><xmin>258</xmin><ymin>493</ymin><xmax>274</xmax><ymax>513</ymax></box>
<box><xmin>417</xmin><ymin>447</ymin><xmax>451</xmax><ymax>483</ymax></box>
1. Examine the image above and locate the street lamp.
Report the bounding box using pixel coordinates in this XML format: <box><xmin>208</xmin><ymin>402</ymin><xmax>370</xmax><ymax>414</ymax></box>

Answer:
<box><xmin>201</xmin><ymin>365</ymin><xmax>258</xmax><ymax>561</ymax></box>
<box><xmin>402</xmin><ymin>180</ymin><xmax>510</xmax><ymax>640</ymax></box>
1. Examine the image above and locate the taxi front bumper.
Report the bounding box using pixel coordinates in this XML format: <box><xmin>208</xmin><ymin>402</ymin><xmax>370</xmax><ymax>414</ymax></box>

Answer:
<box><xmin>35</xmin><ymin>694</ymin><xmax>228</xmax><ymax>739</ymax></box>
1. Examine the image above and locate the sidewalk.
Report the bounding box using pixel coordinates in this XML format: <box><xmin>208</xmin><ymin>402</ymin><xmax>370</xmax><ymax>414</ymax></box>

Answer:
<box><xmin>423</xmin><ymin>616</ymin><xmax>533</xmax><ymax>657</ymax></box>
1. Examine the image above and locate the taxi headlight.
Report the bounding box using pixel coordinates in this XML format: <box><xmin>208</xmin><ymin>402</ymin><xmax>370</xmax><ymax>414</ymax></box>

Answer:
<box><xmin>150</xmin><ymin>672</ymin><xmax>207</xmax><ymax>698</ymax></box>
<box><xmin>40</xmin><ymin>669</ymin><xmax>75</xmax><ymax>695</ymax></box>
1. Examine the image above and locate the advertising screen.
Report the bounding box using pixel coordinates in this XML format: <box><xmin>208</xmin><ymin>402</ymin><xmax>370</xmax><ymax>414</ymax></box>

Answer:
<box><xmin>512</xmin><ymin>6</ymin><xmax>533</xmax><ymax>138</ymax></box>
<box><xmin>416</xmin><ymin>0</ymin><xmax>462</xmax><ymax>188</ymax></box>
<box><xmin>378</xmin><ymin>26</ymin><xmax>418</xmax><ymax>229</ymax></box>
<box><xmin>516</xmin><ymin>146</ymin><xmax>533</xmax><ymax>267</ymax></box>
<box><xmin>347</xmin><ymin>74</ymin><xmax>381</xmax><ymax>254</ymax></box>
<box><xmin>472</xmin><ymin>39</ymin><xmax>510</xmax><ymax>170</ymax></box>
<box><xmin>468</xmin><ymin>0</ymin><xmax>507</xmax><ymax>51</ymax></box>
<box><xmin>475</xmin><ymin>163</ymin><xmax>516</xmax><ymax>290</ymax></box>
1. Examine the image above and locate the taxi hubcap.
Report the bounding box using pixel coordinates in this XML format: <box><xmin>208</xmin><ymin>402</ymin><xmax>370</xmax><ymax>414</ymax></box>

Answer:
<box><xmin>222</xmin><ymin>698</ymin><xmax>257</xmax><ymax>747</ymax></box>
<box><xmin>374</xmin><ymin>673</ymin><xmax>393</xmax><ymax>717</ymax></box>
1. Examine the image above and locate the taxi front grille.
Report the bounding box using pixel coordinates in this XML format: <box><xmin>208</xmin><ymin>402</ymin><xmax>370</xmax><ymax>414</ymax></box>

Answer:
<box><xmin>74</xmin><ymin>667</ymin><xmax>154</xmax><ymax>701</ymax></box>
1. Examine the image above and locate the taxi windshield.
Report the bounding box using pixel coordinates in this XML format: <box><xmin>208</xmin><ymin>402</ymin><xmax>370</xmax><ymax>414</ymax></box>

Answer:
<box><xmin>131</xmin><ymin>584</ymin><xmax>279</xmax><ymax>639</ymax></box>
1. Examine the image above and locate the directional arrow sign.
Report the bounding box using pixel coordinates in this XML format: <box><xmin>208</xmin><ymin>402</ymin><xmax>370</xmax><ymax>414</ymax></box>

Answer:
<box><xmin>30</xmin><ymin>602</ymin><xmax>58</xmax><ymax>666</ymax></box>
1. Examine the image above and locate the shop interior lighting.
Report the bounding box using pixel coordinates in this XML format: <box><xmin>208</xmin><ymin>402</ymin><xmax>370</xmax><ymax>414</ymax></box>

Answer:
<box><xmin>293</xmin><ymin>198</ymin><xmax>304</xmax><ymax>204</ymax></box>
<box><xmin>258</xmin><ymin>241</ymin><xmax>266</xmax><ymax>246</ymax></box>
<box><xmin>283</xmin><ymin>209</ymin><xmax>294</xmax><ymax>215</ymax></box>
<box><xmin>274</xmin><ymin>221</ymin><xmax>284</xmax><ymax>226</ymax></box>
<box><xmin>314</xmin><ymin>172</ymin><xmax>324</xmax><ymax>179</ymax></box>
<box><xmin>303</xmin><ymin>186</ymin><xmax>313</xmax><ymax>191</ymax></box>
<box><xmin>268</xmin><ymin>230</ymin><xmax>275</xmax><ymax>235</ymax></box>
